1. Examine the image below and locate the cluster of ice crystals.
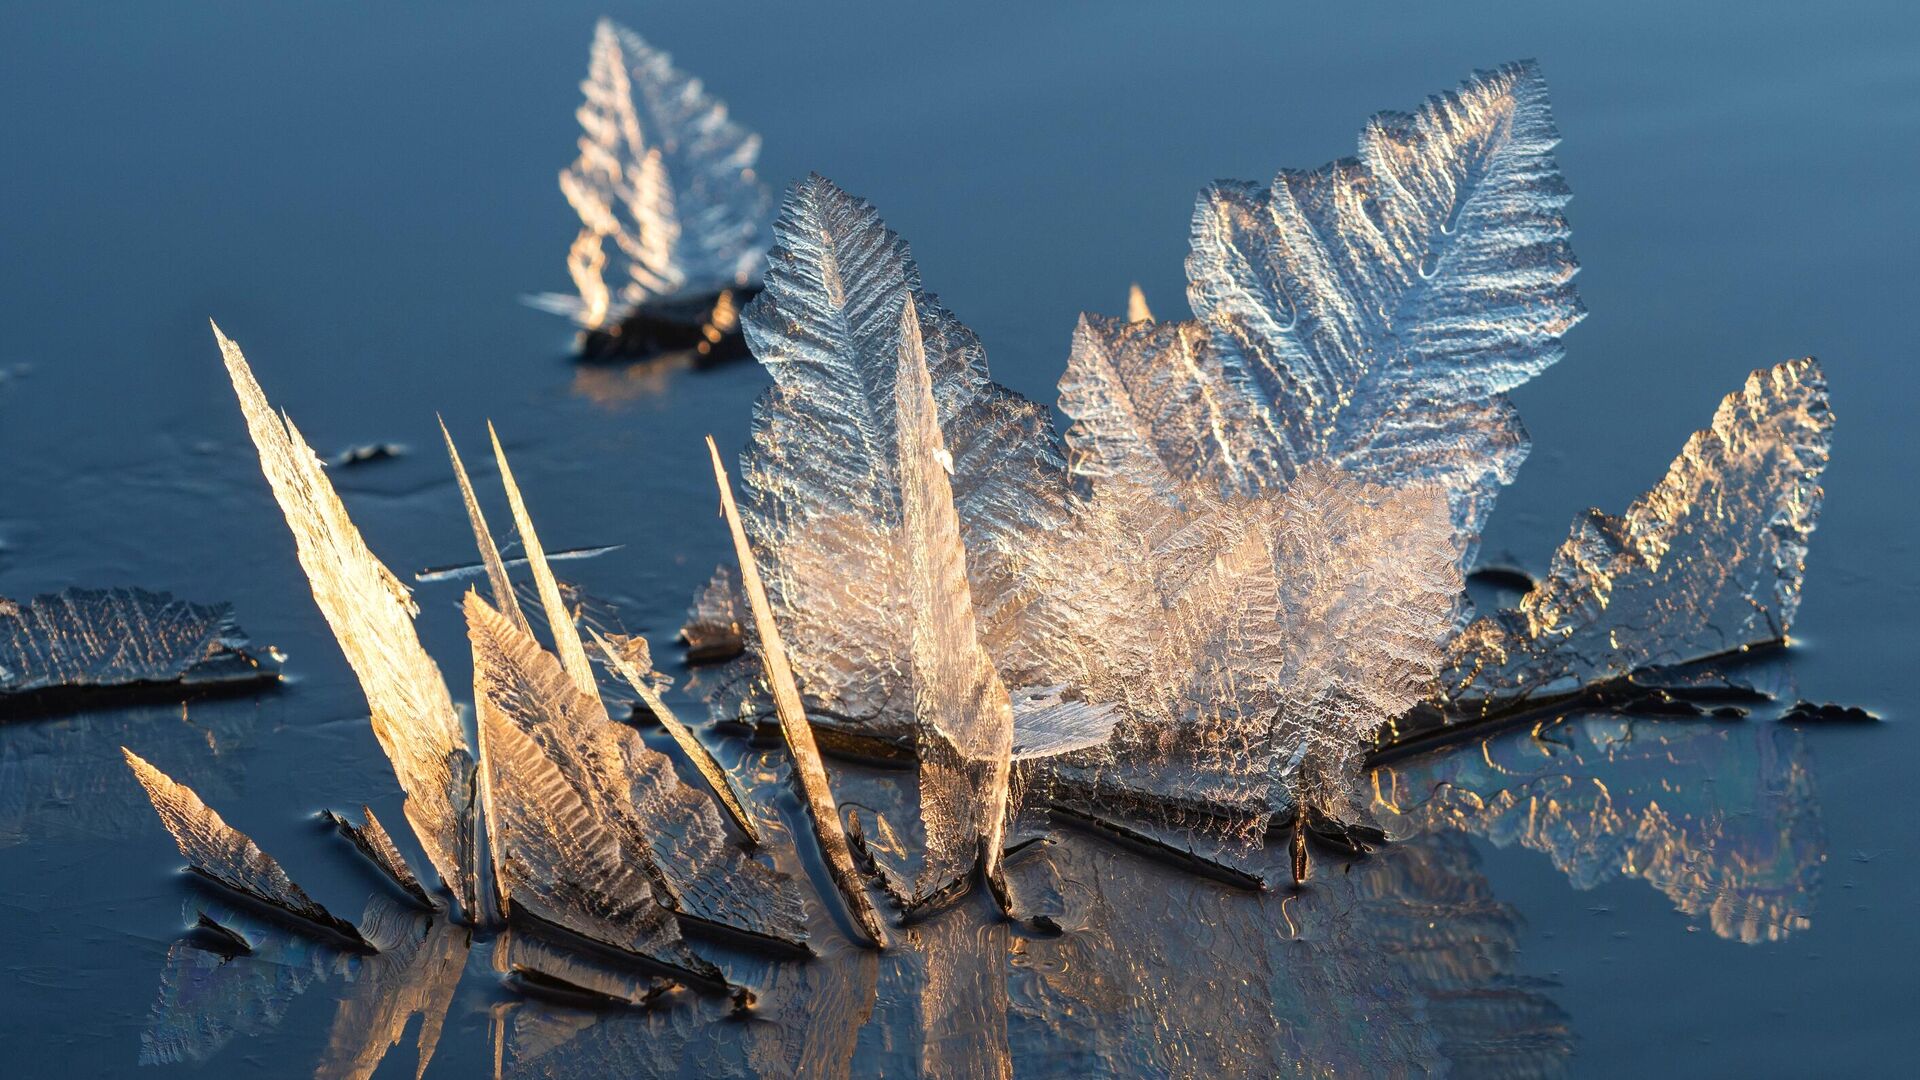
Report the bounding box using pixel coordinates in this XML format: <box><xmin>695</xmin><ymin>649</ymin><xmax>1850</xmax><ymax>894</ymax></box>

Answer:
<box><xmin>547</xmin><ymin>19</ymin><xmax>769</xmax><ymax>328</ymax></box>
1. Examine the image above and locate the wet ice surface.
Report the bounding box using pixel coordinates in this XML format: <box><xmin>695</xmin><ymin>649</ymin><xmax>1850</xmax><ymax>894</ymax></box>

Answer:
<box><xmin>2</xmin><ymin>3</ymin><xmax>1917</xmax><ymax>1075</ymax></box>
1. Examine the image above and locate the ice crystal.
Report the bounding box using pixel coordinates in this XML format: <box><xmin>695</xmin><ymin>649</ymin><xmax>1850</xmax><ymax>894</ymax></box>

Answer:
<box><xmin>0</xmin><ymin>587</ymin><xmax>278</xmax><ymax>713</ymax></box>
<box><xmin>680</xmin><ymin>564</ymin><xmax>746</xmax><ymax>663</ymax></box>
<box><xmin>123</xmin><ymin>748</ymin><xmax>370</xmax><ymax>948</ymax></box>
<box><xmin>469</xmin><ymin>645</ymin><xmax>728</xmax><ymax>992</ymax></box>
<box><xmin>708</xmin><ymin>438</ymin><xmax>889</xmax><ymax>946</ymax></box>
<box><xmin>541</xmin><ymin>19</ymin><xmax>769</xmax><ymax>330</ymax></box>
<box><xmin>218</xmin><ymin>325</ymin><xmax>478</xmax><ymax>917</ymax></box>
<box><xmin>448</xmin><ymin>425</ymin><xmax>809</xmax><ymax>950</ymax></box>
<box><xmin>722</xmin><ymin>175</ymin><xmax>1100</xmax><ymax>762</ymax></box>
<box><xmin>1442</xmin><ymin>358</ymin><xmax>1832</xmax><ymax>709</ymax></box>
<box><xmin>322</xmin><ymin>806</ymin><xmax>436</xmax><ymax>910</ymax></box>
<box><xmin>465</xmin><ymin>591</ymin><xmax>806</xmax><ymax>957</ymax></box>
<box><xmin>1182</xmin><ymin>60</ymin><xmax>1582</xmax><ymax>561</ymax></box>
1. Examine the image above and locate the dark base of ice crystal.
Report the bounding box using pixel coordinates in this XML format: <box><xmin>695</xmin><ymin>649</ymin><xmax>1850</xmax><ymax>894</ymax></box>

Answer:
<box><xmin>575</xmin><ymin>289</ymin><xmax>761</xmax><ymax>363</ymax></box>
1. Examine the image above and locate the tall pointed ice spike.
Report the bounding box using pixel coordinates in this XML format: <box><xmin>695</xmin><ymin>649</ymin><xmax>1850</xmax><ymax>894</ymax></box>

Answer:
<box><xmin>215</xmin><ymin>323</ymin><xmax>475</xmax><ymax>918</ymax></box>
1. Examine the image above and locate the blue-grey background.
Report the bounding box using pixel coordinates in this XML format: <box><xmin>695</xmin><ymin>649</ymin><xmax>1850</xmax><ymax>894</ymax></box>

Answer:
<box><xmin>1</xmin><ymin>2</ymin><xmax>1912</xmax><ymax>1075</ymax></box>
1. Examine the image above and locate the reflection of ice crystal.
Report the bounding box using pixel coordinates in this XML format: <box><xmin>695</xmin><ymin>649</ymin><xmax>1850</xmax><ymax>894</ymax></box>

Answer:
<box><xmin>1376</xmin><ymin>712</ymin><xmax>1824</xmax><ymax>943</ymax></box>
<box><xmin>541</xmin><ymin>19</ymin><xmax>769</xmax><ymax>329</ymax></box>
<box><xmin>1445</xmin><ymin>358</ymin><xmax>1832</xmax><ymax>708</ymax></box>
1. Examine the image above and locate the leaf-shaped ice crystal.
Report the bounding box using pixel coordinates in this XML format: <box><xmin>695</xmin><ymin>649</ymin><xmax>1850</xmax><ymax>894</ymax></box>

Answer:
<box><xmin>1440</xmin><ymin>358</ymin><xmax>1832</xmax><ymax>711</ymax></box>
<box><xmin>0</xmin><ymin>587</ymin><xmax>279</xmax><ymax>715</ymax></box>
<box><xmin>217</xmin><ymin>324</ymin><xmax>477</xmax><ymax>918</ymax></box>
<box><xmin>547</xmin><ymin>19</ymin><xmax>770</xmax><ymax>330</ymax></box>
<box><xmin>123</xmin><ymin>748</ymin><xmax>371</xmax><ymax>948</ymax></box>
<box><xmin>1103</xmin><ymin>62</ymin><xmax>1583</xmax><ymax>565</ymax></box>
<box><xmin>464</xmin><ymin>592</ymin><xmax>808</xmax><ymax>955</ymax></box>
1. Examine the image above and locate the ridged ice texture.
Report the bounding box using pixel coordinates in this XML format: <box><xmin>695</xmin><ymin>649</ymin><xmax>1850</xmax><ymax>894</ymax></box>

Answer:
<box><xmin>471</xmin><ymin>646</ymin><xmax>715</xmax><ymax>983</ymax></box>
<box><xmin>0</xmin><ymin>587</ymin><xmax>274</xmax><ymax>699</ymax></box>
<box><xmin>554</xmin><ymin>19</ymin><xmax>769</xmax><ymax>328</ymax></box>
<box><xmin>465</xmin><ymin>594</ymin><xmax>806</xmax><ymax>951</ymax></box>
<box><xmin>1169</xmin><ymin>61</ymin><xmax>1581</xmax><ymax>563</ymax></box>
<box><xmin>217</xmin><ymin>325</ymin><xmax>476</xmax><ymax>917</ymax></box>
<box><xmin>124</xmin><ymin>748</ymin><xmax>368</xmax><ymax>946</ymax></box>
<box><xmin>734</xmin><ymin>175</ymin><xmax>1076</xmax><ymax>745</ymax></box>
<box><xmin>1446</xmin><ymin>358</ymin><xmax>1832</xmax><ymax>705</ymax></box>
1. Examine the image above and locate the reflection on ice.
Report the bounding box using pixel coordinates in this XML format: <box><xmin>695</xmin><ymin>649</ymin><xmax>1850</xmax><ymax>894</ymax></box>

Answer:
<box><xmin>1376</xmin><ymin>712</ymin><xmax>1824</xmax><ymax>943</ymax></box>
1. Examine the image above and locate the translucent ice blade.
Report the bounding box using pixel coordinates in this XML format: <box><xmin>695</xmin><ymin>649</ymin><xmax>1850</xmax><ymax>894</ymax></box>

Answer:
<box><xmin>487</xmin><ymin>424</ymin><xmax>597</xmax><ymax>699</ymax></box>
<box><xmin>896</xmin><ymin>296</ymin><xmax>1016</xmax><ymax>905</ymax></box>
<box><xmin>586</xmin><ymin>624</ymin><xmax>762</xmax><ymax>846</ymax></box>
<box><xmin>1447</xmin><ymin>358</ymin><xmax>1833</xmax><ymax>706</ymax></box>
<box><xmin>466</xmin><ymin>592</ymin><xmax>807</xmax><ymax>953</ymax></box>
<box><xmin>0</xmin><ymin>587</ymin><xmax>279</xmax><ymax>709</ymax></box>
<box><xmin>1182</xmin><ymin>61</ymin><xmax>1583</xmax><ymax>558</ymax></box>
<box><xmin>215</xmin><ymin>324</ymin><xmax>476</xmax><ymax>917</ymax></box>
<box><xmin>469</xmin><ymin>632</ymin><xmax>730</xmax><ymax>992</ymax></box>
<box><xmin>709</xmin><ymin>436</ymin><xmax>888</xmax><ymax>948</ymax></box>
<box><xmin>557</xmin><ymin>19</ymin><xmax>770</xmax><ymax>326</ymax></box>
<box><xmin>123</xmin><ymin>748</ymin><xmax>370</xmax><ymax>948</ymax></box>
<box><xmin>439</xmin><ymin>417</ymin><xmax>528</xmax><ymax>633</ymax></box>
<box><xmin>322</xmin><ymin>806</ymin><xmax>436</xmax><ymax>910</ymax></box>
<box><xmin>733</xmin><ymin>175</ymin><xmax>1070</xmax><ymax>742</ymax></box>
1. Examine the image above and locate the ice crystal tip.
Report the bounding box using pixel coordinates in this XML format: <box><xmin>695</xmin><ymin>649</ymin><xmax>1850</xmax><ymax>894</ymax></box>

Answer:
<box><xmin>217</xmin><ymin>326</ymin><xmax>475</xmax><ymax>917</ymax></box>
<box><xmin>1447</xmin><ymin>357</ymin><xmax>1833</xmax><ymax>704</ymax></box>
<box><xmin>123</xmin><ymin>748</ymin><xmax>370</xmax><ymax>948</ymax></box>
<box><xmin>555</xmin><ymin>18</ymin><xmax>769</xmax><ymax>329</ymax></box>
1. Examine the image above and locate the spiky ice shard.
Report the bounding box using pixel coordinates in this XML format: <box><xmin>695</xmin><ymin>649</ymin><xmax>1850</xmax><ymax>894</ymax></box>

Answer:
<box><xmin>1182</xmin><ymin>60</ymin><xmax>1583</xmax><ymax>564</ymax></box>
<box><xmin>1440</xmin><ymin>358</ymin><xmax>1832</xmax><ymax>711</ymax></box>
<box><xmin>471</xmin><ymin>641</ymin><xmax>726</xmax><ymax>992</ymax></box>
<box><xmin>0</xmin><ymin>587</ymin><xmax>279</xmax><ymax>712</ymax></box>
<box><xmin>539</xmin><ymin>18</ymin><xmax>770</xmax><ymax>331</ymax></box>
<box><xmin>123</xmin><ymin>748</ymin><xmax>370</xmax><ymax>948</ymax></box>
<box><xmin>465</xmin><ymin>593</ymin><xmax>807</xmax><ymax>957</ymax></box>
<box><xmin>217</xmin><ymin>324</ymin><xmax>477</xmax><ymax>918</ymax></box>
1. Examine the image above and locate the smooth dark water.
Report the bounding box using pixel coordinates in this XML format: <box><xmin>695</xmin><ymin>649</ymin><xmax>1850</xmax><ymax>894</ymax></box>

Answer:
<box><xmin>2</xmin><ymin>2</ymin><xmax>1915</xmax><ymax>1076</ymax></box>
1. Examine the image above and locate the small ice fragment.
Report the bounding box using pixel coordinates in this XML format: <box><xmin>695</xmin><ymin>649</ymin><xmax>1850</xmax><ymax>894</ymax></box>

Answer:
<box><xmin>0</xmin><ymin>587</ymin><xmax>280</xmax><ymax>717</ymax></box>
<box><xmin>123</xmin><ymin>748</ymin><xmax>372</xmax><ymax>949</ymax></box>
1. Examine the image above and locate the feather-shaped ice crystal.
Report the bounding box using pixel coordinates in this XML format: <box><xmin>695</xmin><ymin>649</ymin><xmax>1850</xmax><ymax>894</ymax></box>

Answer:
<box><xmin>1440</xmin><ymin>357</ymin><xmax>1832</xmax><ymax>711</ymax></box>
<box><xmin>124</xmin><ymin>748</ymin><xmax>371</xmax><ymax>948</ymax></box>
<box><xmin>542</xmin><ymin>19</ymin><xmax>770</xmax><ymax>330</ymax></box>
